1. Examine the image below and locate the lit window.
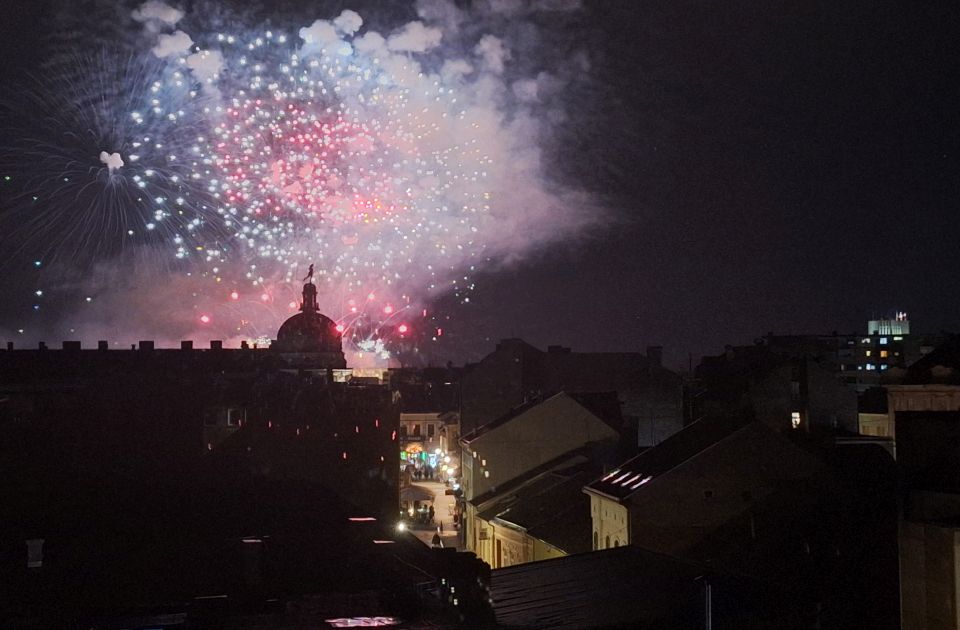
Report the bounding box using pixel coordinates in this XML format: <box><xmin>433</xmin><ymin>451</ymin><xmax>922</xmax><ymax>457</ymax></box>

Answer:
<box><xmin>484</xmin><ymin>471</ymin><xmax>489</xmax><ymax>478</ymax></box>
<box><xmin>866</xmin><ymin>363</ymin><xmax>875</xmax><ymax>370</ymax></box>
<box><xmin>881</xmin><ymin>364</ymin><xmax>889</xmax><ymax>370</ymax></box>
<box><xmin>861</xmin><ymin>338</ymin><xmax>871</xmax><ymax>344</ymax></box>
<box><xmin>894</xmin><ymin>336</ymin><xmax>903</xmax><ymax>341</ymax></box>
<box><xmin>880</xmin><ymin>350</ymin><xmax>888</xmax><ymax>358</ymax></box>
<box><xmin>880</xmin><ymin>337</ymin><xmax>888</xmax><ymax>345</ymax></box>
<box><xmin>791</xmin><ymin>412</ymin><xmax>801</xmax><ymax>429</ymax></box>
<box><xmin>865</xmin><ymin>350</ymin><xmax>872</xmax><ymax>357</ymax></box>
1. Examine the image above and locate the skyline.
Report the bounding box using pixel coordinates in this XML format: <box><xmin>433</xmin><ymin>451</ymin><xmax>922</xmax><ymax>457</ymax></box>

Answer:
<box><xmin>1</xmin><ymin>0</ymin><xmax>958</xmax><ymax>368</ymax></box>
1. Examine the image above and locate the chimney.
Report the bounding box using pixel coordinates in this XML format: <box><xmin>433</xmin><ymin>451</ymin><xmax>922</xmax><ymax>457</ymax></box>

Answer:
<box><xmin>241</xmin><ymin>340</ymin><xmax>250</xmax><ymax>350</ymax></box>
<box><xmin>6</xmin><ymin>342</ymin><xmax>13</xmax><ymax>351</ymax></box>
<box><xmin>138</xmin><ymin>340</ymin><xmax>154</xmax><ymax>351</ymax></box>
<box><xmin>38</xmin><ymin>342</ymin><xmax>47</xmax><ymax>350</ymax></box>
<box><xmin>211</xmin><ymin>340</ymin><xmax>223</xmax><ymax>350</ymax></box>
<box><xmin>647</xmin><ymin>345</ymin><xmax>663</xmax><ymax>368</ymax></box>
<box><xmin>97</xmin><ymin>340</ymin><xmax>109</xmax><ymax>351</ymax></box>
<box><xmin>181</xmin><ymin>340</ymin><xmax>193</xmax><ymax>350</ymax></box>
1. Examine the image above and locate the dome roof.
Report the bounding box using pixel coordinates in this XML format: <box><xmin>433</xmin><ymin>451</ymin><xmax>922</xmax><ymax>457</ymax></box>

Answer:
<box><xmin>273</xmin><ymin>281</ymin><xmax>344</xmax><ymax>357</ymax></box>
<box><xmin>276</xmin><ymin>311</ymin><xmax>342</xmax><ymax>353</ymax></box>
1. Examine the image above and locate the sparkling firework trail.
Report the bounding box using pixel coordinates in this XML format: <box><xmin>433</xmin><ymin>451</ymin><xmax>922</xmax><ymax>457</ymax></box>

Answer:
<box><xmin>1</xmin><ymin>2</ymin><xmax>596</xmax><ymax>364</ymax></box>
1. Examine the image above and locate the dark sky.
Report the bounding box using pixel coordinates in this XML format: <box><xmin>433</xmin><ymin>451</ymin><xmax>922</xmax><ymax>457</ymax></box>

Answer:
<box><xmin>1</xmin><ymin>1</ymin><xmax>958</xmax><ymax>368</ymax></box>
<box><xmin>446</xmin><ymin>1</ymin><xmax>960</xmax><ymax>367</ymax></box>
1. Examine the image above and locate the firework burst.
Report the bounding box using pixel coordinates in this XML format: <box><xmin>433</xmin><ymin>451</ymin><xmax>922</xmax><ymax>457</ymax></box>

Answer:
<box><xmin>1</xmin><ymin>1</ymin><xmax>596</xmax><ymax>364</ymax></box>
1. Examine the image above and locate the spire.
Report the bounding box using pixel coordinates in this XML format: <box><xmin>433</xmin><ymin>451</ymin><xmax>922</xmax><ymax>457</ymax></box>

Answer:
<box><xmin>300</xmin><ymin>282</ymin><xmax>319</xmax><ymax>313</ymax></box>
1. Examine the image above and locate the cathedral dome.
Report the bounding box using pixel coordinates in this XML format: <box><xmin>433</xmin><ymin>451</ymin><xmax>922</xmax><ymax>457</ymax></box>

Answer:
<box><xmin>274</xmin><ymin>282</ymin><xmax>344</xmax><ymax>358</ymax></box>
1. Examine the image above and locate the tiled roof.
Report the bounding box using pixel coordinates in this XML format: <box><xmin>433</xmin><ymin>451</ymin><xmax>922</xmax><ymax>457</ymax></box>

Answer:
<box><xmin>460</xmin><ymin>390</ymin><xmax>622</xmax><ymax>445</ymax></box>
<box><xmin>491</xmin><ymin>546</ymin><xmax>746</xmax><ymax>629</ymax></box>
<box><xmin>490</xmin><ymin>467</ymin><xmax>599</xmax><ymax>555</ymax></box>
<box><xmin>459</xmin><ymin>393</ymin><xmax>558</xmax><ymax>445</ymax></box>
<box><xmin>584</xmin><ymin>415</ymin><xmax>752</xmax><ymax>501</ymax></box>
<box><xmin>470</xmin><ymin>448</ymin><xmax>592</xmax><ymax>508</ymax></box>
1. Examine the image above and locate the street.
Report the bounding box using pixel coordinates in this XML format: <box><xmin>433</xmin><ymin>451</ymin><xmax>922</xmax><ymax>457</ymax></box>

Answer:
<box><xmin>406</xmin><ymin>480</ymin><xmax>461</xmax><ymax>551</ymax></box>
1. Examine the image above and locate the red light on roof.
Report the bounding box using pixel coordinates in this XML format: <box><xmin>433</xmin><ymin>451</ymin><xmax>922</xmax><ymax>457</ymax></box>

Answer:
<box><xmin>230</xmin><ymin>291</ymin><xmax>239</xmax><ymax>300</ymax></box>
<box><xmin>348</xmin><ymin>517</ymin><xmax>377</xmax><ymax>522</ymax></box>
<box><xmin>383</xmin><ymin>305</ymin><xmax>394</xmax><ymax>314</ymax></box>
<box><xmin>199</xmin><ymin>315</ymin><xmax>211</xmax><ymax>324</ymax></box>
<box><xmin>260</xmin><ymin>293</ymin><xmax>270</xmax><ymax>302</ymax></box>
<box><xmin>336</xmin><ymin>324</ymin><xmax>345</xmax><ymax>333</ymax></box>
<box><xmin>398</xmin><ymin>324</ymin><xmax>408</xmax><ymax>334</ymax></box>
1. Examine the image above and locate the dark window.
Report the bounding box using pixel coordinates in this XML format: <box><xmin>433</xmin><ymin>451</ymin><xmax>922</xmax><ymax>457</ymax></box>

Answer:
<box><xmin>203</xmin><ymin>407</ymin><xmax>223</xmax><ymax>426</ymax></box>
<box><xmin>704</xmin><ymin>490</ymin><xmax>713</xmax><ymax>499</ymax></box>
<box><xmin>227</xmin><ymin>408</ymin><xmax>244</xmax><ymax>427</ymax></box>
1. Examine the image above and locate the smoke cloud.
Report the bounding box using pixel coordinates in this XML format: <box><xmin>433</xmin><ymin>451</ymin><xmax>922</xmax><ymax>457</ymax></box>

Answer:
<box><xmin>132</xmin><ymin>0</ymin><xmax>183</xmax><ymax>31</ymax></box>
<box><xmin>152</xmin><ymin>30</ymin><xmax>193</xmax><ymax>58</ymax></box>
<box><xmin>6</xmin><ymin>0</ymin><xmax>604</xmax><ymax>362</ymax></box>
<box><xmin>99</xmin><ymin>151</ymin><xmax>124</xmax><ymax>173</ymax></box>
<box><xmin>387</xmin><ymin>21</ymin><xmax>443</xmax><ymax>53</ymax></box>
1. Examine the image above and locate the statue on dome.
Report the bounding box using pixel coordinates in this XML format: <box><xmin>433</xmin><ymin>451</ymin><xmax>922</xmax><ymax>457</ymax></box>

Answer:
<box><xmin>303</xmin><ymin>263</ymin><xmax>314</xmax><ymax>284</ymax></box>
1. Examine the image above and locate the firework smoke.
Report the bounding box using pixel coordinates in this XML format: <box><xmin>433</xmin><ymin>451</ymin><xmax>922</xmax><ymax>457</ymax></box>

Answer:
<box><xmin>1</xmin><ymin>0</ymin><xmax>600</xmax><ymax>365</ymax></box>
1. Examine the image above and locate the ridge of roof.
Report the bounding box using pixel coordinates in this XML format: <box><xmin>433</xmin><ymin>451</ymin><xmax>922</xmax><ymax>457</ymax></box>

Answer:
<box><xmin>584</xmin><ymin>415</ymin><xmax>754</xmax><ymax>501</ymax></box>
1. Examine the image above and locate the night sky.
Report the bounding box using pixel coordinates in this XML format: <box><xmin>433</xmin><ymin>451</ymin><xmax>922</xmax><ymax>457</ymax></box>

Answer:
<box><xmin>1</xmin><ymin>1</ymin><xmax>958</xmax><ymax>368</ymax></box>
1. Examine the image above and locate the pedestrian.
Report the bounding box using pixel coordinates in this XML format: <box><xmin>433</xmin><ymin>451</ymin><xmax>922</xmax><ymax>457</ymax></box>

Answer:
<box><xmin>439</xmin><ymin>521</ymin><xmax>444</xmax><ymax>533</ymax></box>
<box><xmin>428</xmin><ymin>505</ymin><xmax>435</xmax><ymax>522</ymax></box>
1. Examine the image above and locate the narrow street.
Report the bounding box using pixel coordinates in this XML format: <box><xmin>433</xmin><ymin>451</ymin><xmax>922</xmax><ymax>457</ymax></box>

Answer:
<box><xmin>406</xmin><ymin>480</ymin><xmax>461</xmax><ymax>551</ymax></box>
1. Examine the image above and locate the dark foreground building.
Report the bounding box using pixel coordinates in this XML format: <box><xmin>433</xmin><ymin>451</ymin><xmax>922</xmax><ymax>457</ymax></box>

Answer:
<box><xmin>0</xmin><ymin>282</ymin><xmax>488</xmax><ymax>627</ymax></box>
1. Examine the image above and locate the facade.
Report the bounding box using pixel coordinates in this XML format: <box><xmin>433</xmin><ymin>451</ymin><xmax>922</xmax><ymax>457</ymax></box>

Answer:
<box><xmin>399</xmin><ymin>411</ymin><xmax>454</xmax><ymax>478</ymax></box>
<box><xmin>584</xmin><ymin>418</ymin><xmax>830</xmax><ymax>555</ymax></box>
<box><xmin>759</xmin><ymin>313</ymin><xmax>940</xmax><ymax>393</ymax></box>
<box><xmin>583</xmin><ymin>416</ymin><xmax>900</xmax><ymax>628</ymax></box>
<box><xmin>901</xmin><ymin>519</ymin><xmax>960</xmax><ymax>630</ymax></box>
<box><xmin>0</xmin><ymin>281</ymin><xmax>410</xmax><ymax>622</ymax></box>
<box><xmin>470</xmin><ymin>454</ymin><xmax>597</xmax><ymax>568</ymax></box>
<box><xmin>695</xmin><ymin>344</ymin><xmax>858</xmax><ymax>433</ymax></box>
<box><xmin>884</xmin><ymin>336</ymin><xmax>960</xmax><ymax>629</ymax></box>
<box><xmin>460</xmin><ymin>339</ymin><xmax>682</xmax><ymax>446</ymax></box>
<box><xmin>458</xmin><ymin>391</ymin><xmax>621</xmax><ymax>562</ymax></box>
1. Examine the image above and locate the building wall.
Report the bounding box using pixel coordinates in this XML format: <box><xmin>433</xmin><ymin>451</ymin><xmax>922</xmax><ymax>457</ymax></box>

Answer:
<box><xmin>490</xmin><ymin>524</ymin><xmax>532</xmax><ymax>569</ymax></box>
<box><xmin>471</xmin><ymin>516</ymin><xmax>568</xmax><ymax>567</ymax></box>
<box><xmin>532</xmin><ymin>538</ymin><xmax>567</xmax><ymax>561</ymax></box>
<box><xmin>620</xmin><ymin>424</ymin><xmax>825</xmax><ymax>558</ymax></box>
<box><xmin>749</xmin><ymin>360</ymin><xmax>857</xmax><ymax>433</ymax></box>
<box><xmin>589</xmin><ymin>493</ymin><xmax>629</xmax><ymax>550</ymax></box>
<box><xmin>462</xmin><ymin>394</ymin><xmax>618</xmax><ymax>501</ymax></box>
<box><xmin>890</xmin><ymin>386</ymin><xmax>960</xmax><ymax>432</ymax></box>
<box><xmin>901</xmin><ymin>520</ymin><xmax>960</xmax><ymax>630</ymax></box>
<box><xmin>860</xmin><ymin>412</ymin><xmax>894</xmax><ymax>437</ymax></box>
<box><xmin>460</xmin><ymin>340</ymin><xmax>534</xmax><ymax>435</ymax></box>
